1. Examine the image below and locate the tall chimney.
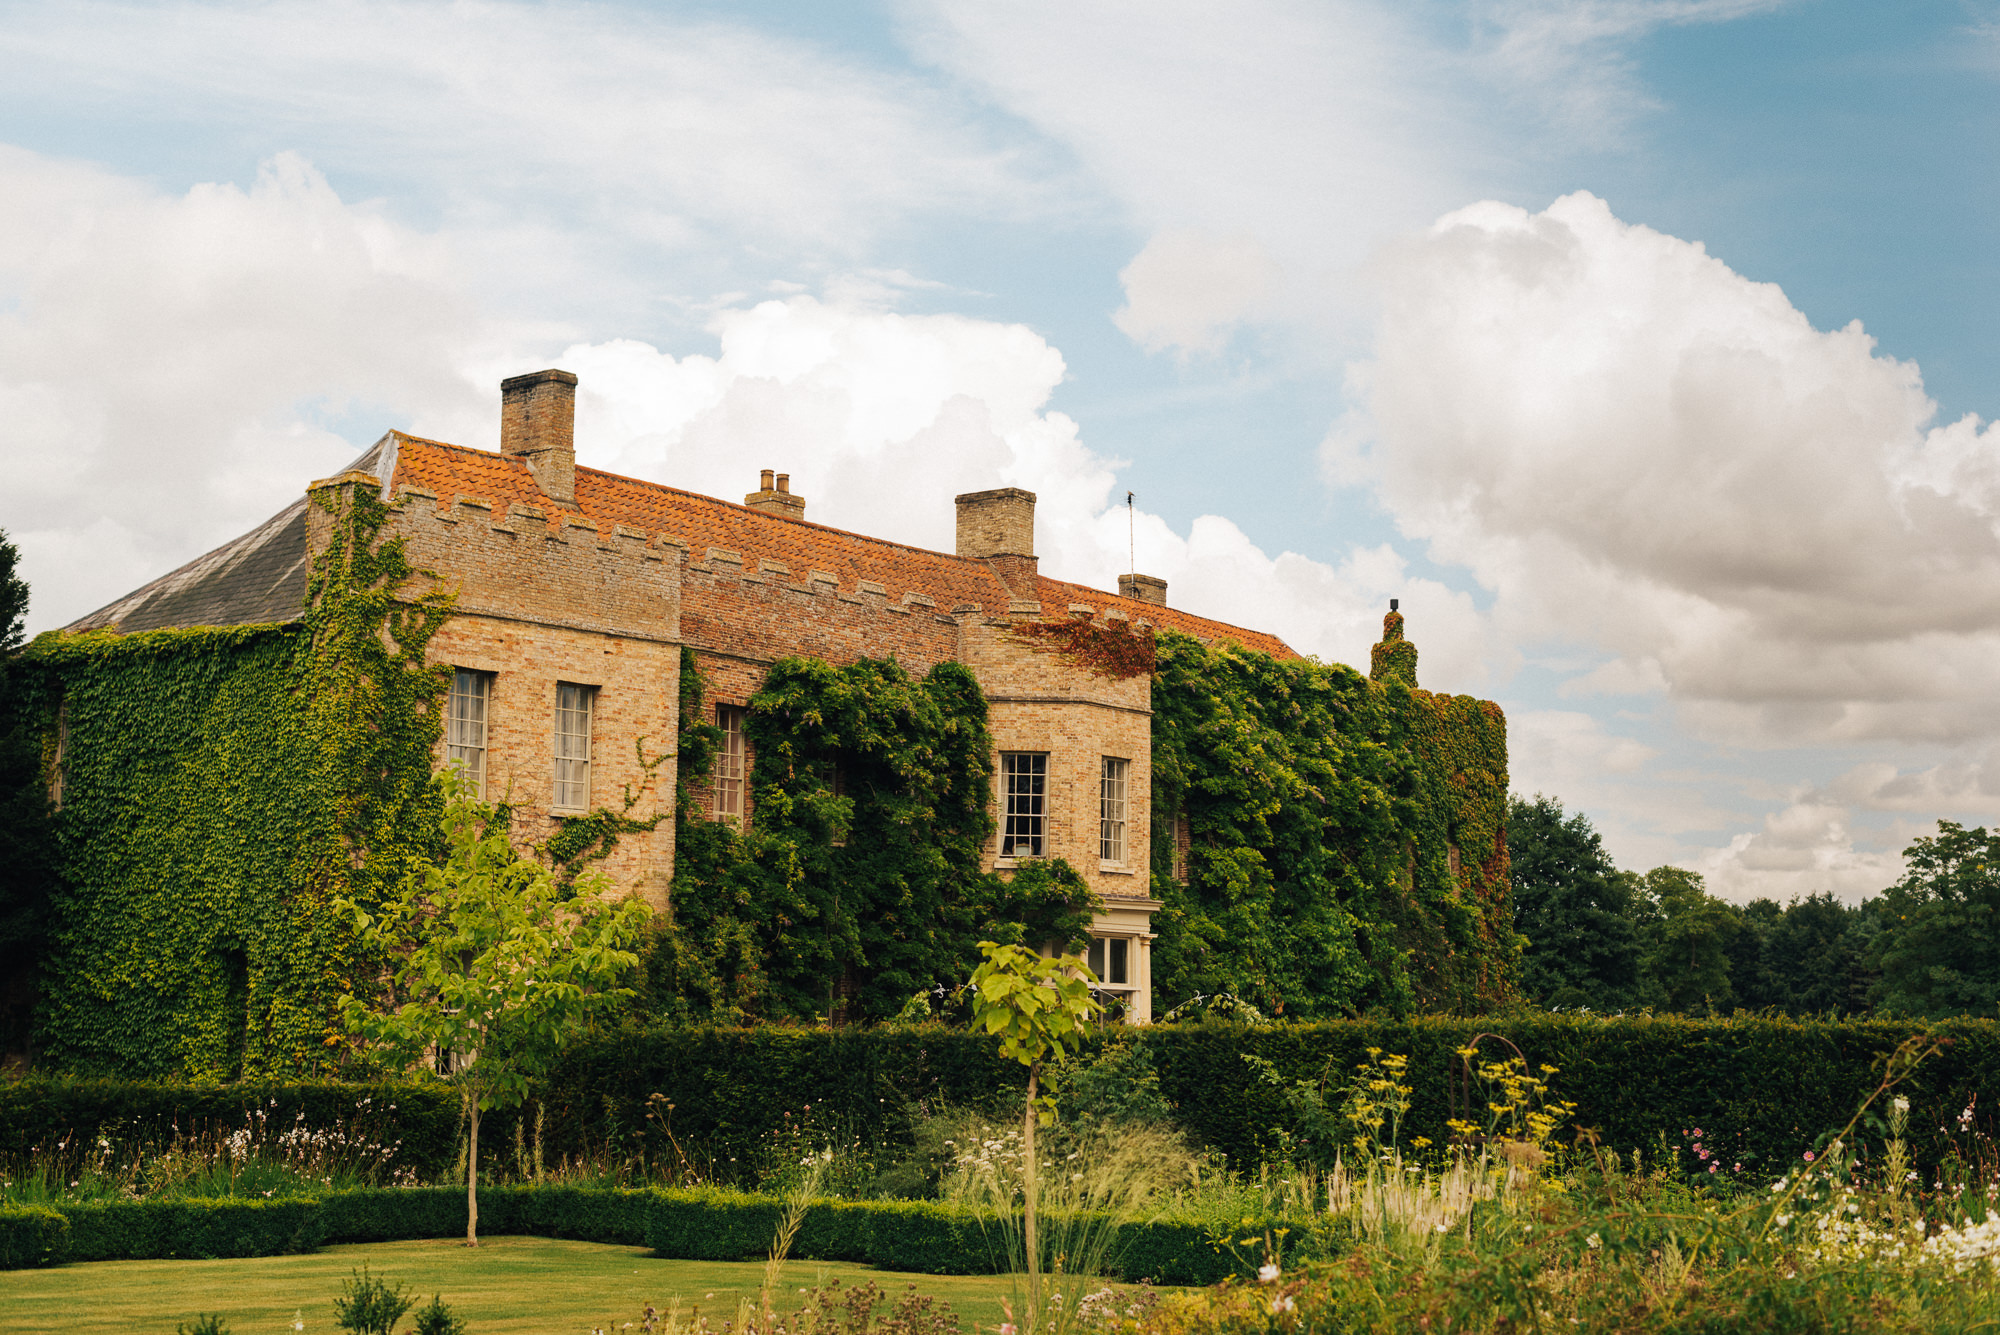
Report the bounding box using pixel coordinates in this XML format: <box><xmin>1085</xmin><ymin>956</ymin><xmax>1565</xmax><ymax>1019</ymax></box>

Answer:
<box><xmin>1119</xmin><ymin>573</ymin><xmax>1168</xmax><ymax>607</ymax></box>
<box><xmin>745</xmin><ymin>467</ymin><xmax>806</xmax><ymax>520</ymax></box>
<box><xmin>954</xmin><ymin>488</ymin><xmax>1036</xmax><ymax>560</ymax></box>
<box><xmin>501</xmin><ymin>369</ymin><xmax>578</xmax><ymax>506</ymax></box>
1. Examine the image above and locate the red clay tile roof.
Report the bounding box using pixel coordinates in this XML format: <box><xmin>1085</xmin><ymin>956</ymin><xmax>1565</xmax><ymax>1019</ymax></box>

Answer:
<box><xmin>390</xmin><ymin>434</ymin><xmax>1297</xmax><ymax>658</ymax></box>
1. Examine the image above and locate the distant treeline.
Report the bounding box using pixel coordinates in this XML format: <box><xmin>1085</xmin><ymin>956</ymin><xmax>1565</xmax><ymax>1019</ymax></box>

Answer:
<box><xmin>1509</xmin><ymin>795</ymin><xmax>1998</xmax><ymax>1019</ymax></box>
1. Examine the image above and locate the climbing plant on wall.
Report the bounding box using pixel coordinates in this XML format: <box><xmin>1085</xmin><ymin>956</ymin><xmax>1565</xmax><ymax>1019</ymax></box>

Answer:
<box><xmin>1146</xmin><ymin>617</ymin><xmax>1516</xmax><ymax>1019</ymax></box>
<box><xmin>16</xmin><ymin>481</ymin><xmax>454</xmax><ymax>1077</ymax></box>
<box><xmin>660</xmin><ymin>654</ymin><xmax>1096</xmax><ymax>1024</ymax></box>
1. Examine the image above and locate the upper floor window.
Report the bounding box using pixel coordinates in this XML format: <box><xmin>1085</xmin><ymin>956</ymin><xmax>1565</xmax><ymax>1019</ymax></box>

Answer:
<box><xmin>446</xmin><ymin>670</ymin><xmax>491</xmax><ymax>797</ymax></box>
<box><xmin>714</xmin><ymin>705</ymin><xmax>747</xmax><ymax>822</ymax></box>
<box><xmin>1001</xmin><ymin>752</ymin><xmax>1047</xmax><ymax>858</ymax></box>
<box><xmin>1100</xmin><ymin>756</ymin><xmax>1129</xmax><ymax>863</ymax></box>
<box><xmin>554</xmin><ymin>682</ymin><xmax>594</xmax><ymax>812</ymax></box>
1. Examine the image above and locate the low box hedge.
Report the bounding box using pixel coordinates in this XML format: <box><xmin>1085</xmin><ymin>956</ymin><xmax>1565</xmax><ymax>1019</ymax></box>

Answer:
<box><xmin>0</xmin><ymin>1206</ymin><xmax>70</xmax><ymax>1268</ymax></box>
<box><xmin>60</xmin><ymin>1196</ymin><xmax>322</xmax><ymax>1262</ymax></box>
<box><xmin>13</xmin><ymin>1185</ymin><xmax>1259</xmax><ymax>1283</ymax></box>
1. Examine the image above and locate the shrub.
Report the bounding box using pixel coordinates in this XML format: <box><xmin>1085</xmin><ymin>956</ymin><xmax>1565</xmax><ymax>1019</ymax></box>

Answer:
<box><xmin>410</xmin><ymin>1295</ymin><xmax>466</xmax><ymax>1335</ymax></box>
<box><xmin>0</xmin><ymin>1205</ymin><xmax>70</xmax><ymax>1268</ymax></box>
<box><xmin>334</xmin><ymin>1265</ymin><xmax>413</xmax><ymax>1335</ymax></box>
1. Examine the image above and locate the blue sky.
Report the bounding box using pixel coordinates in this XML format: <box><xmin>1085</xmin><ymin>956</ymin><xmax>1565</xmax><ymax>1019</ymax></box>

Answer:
<box><xmin>3</xmin><ymin>0</ymin><xmax>1998</xmax><ymax>900</ymax></box>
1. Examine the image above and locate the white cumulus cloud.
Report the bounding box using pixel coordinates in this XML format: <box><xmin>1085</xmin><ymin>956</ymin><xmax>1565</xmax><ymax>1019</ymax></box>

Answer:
<box><xmin>1342</xmin><ymin>190</ymin><xmax>2000</xmax><ymax>749</ymax></box>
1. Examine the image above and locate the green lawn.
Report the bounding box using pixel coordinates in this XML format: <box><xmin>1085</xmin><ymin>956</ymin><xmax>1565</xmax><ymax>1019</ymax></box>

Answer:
<box><xmin>0</xmin><ymin>1238</ymin><xmax>1056</xmax><ymax>1335</ymax></box>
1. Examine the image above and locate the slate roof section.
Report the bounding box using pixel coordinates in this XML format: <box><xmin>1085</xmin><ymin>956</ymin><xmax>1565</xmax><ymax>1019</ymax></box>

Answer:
<box><xmin>62</xmin><ymin>440</ymin><xmax>394</xmax><ymax>635</ymax></box>
<box><xmin>68</xmin><ymin>431</ymin><xmax>1297</xmax><ymax>659</ymax></box>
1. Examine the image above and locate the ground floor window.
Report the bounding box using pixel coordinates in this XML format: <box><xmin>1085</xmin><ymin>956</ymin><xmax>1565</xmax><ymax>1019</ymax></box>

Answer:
<box><xmin>1001</xmin><ymin>751</ymin><xmax>1047</xmax><ymax>857</ymax></box>
<box><xmin>1087</xmin><ymin>935</ymin><xmax>1131</xmax><ymax>987</ymax></box>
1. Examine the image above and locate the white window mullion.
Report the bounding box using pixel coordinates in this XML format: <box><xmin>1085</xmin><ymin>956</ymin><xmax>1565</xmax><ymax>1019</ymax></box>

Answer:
<box><xmin>446</xmin><ymin>670</ymin><xmax>490</xmax><ymax>797</ymax></box>
<box><xmin>554</xmin><ymin>683</ymin><xmax>593</xmax><ymax>811</ymax></box>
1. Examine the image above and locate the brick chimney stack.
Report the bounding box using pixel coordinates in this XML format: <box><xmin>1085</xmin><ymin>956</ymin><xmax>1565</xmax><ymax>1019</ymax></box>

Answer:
<box><xmin>955</xmin><ymin>487</ymin><xmax>1038</xmax><ymax>601</ymax></box>
<box><xmin>745</xmin><ymin>468</ymin><xmax>806</xmax><ymax>520</ymax></box>
<box><xmin>954</xmin><ymin>488</ymin><xmax>1036</xmax><ymax>560</ymax></box>
<box><xmin>501</xmin><ymin>369</ymin><xmax>578</xmax><ymax>506</ymax></box>
<box><xmin>1119</xmin><ymin>573</ymin><xmax>1168</xmax><ymax>607</ymax></box>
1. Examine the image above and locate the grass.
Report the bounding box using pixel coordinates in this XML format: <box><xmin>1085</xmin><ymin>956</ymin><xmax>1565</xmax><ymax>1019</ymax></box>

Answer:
<box><xmin>0</xmin><ymin>1238</ymin><xmax>1044</xmax><ymax>1335</ymax></box>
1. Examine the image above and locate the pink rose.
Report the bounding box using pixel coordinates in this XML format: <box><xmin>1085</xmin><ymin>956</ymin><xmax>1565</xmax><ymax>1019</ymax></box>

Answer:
<box><xmin>1803</xmin><ymin>1151</ymin><xmax>1815</xmax><ymax>1162</ymax></box>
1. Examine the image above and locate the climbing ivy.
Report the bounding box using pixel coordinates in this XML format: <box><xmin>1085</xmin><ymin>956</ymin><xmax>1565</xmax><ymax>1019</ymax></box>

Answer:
<box><xmin>1007</xmin><ymin>617</ymin><xmax>1157</xmax><ymax>679</ymax></box>
<box><xmin>658</xmin><ymin>654</ymin><xmax>1096</xmax><ymax>1024</ymax></box>
<box><xmin>15</xmin><ymin>482</ymin><xmax>454</xmax><ymax>1076</ymax></box>
<box><xmin>1146</xmin><ymin>614</ymin><xmax>1516</xmax><ymax>1018</ymax></box>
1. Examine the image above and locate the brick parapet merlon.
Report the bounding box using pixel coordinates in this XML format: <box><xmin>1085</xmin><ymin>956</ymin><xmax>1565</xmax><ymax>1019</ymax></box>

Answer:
<box><xmin>318</xmin><ymin>475</ymin><xmax>684</xmax><ymax>644</ymax></box>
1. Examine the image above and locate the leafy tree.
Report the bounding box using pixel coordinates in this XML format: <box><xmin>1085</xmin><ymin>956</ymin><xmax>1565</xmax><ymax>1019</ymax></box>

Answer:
<box><xmin>338</xmin><ymin>781</ymin><xmax>649</xmax><ymax>1242</ymax></box>
<box><xmin>1507</xmin><ymin>795</ymin><xmax>1642</xmax><ymax>1009</ymax></box>
<box><xmin>1762</xmin><ymin>893</ymin><xmax>1874</xmax><ymax>1014</ymax></box>
<box><xmin>1871</xmin><ymin>821</ymin><xmax>2000</xmax><ymax>1017</ymax></box>
<box><xmin>0</xmin><ymin>528</ymin><xmax>51</xmax><ymax>1061</ymax></box>
<box><xmin>1631</xmin><ymin>866</ymin><xmax>1739</xmax><ymax>1014</ymax></box>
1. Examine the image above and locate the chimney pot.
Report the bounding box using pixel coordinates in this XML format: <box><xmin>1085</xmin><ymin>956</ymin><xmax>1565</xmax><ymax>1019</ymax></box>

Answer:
<box><xmin>745</xmin><ymin>468</ymin><xmax>807</xmax><ymax>520</ymax></box>
<box><xmin>500</xmin><ymin>369</ymin><xmax>578</xmax><ymax>506</ymax></box>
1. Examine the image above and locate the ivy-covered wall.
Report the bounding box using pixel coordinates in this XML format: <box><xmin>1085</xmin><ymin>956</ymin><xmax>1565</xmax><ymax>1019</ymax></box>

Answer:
<box><xmin>1145</xmin><ymin>612</ymin><xmax>1515</xmax><ymax>1018</ymax></box>
<box><xmin>13</xmin><ymin>483</ymin><xmax>451</xmax><ymax>1076</ymax></box>
<box><xmin>655</xmin><ymin>653</ymin><xmax>1096</xmax><ymax>1025</ymax></box>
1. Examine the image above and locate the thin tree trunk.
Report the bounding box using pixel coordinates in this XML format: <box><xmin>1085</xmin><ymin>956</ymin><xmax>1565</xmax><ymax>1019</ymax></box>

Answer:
<box><xmin>466</xmin><ymin>1096</ymin><xmax>481</xmax><ymax>1246</ymax></box>
<box><xmin>1025</xmin><ymin>1062</ymin><xmax>1039</xmax><ymax>1315</ymax></box>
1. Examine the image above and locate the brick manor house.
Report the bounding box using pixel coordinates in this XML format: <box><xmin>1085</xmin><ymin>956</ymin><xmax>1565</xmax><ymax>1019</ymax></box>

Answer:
<box><xmin>71</xmin><ymin>370</ymin><xmax>1307</xmax><ymax>1024</ymax></box>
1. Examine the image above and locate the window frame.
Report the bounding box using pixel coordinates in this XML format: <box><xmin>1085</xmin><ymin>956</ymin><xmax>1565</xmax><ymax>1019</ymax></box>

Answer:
<box><xmin>714</xmin><ymin>704</ymin><xmax>748</xmax><ymax>822</ymax></box>
<box><xmin>553</xmin><ymin>681</ymin><xmax>595</xmax><ymax>813</ymax></box>
<box><xmin>1086</xmin><ymin>935</ymin><xmax>1133</xmax><ymax>990</ymax></box>
<box><xmin>1000</xmin><ymin>751</ymin><xmax>1048</xmax><ymax>859</ymax></box>
<box><xmin>445</xmin><ymin>668</ymin><xmax>492</xmax><ymax>798</ymax></box>
<box><xmin>1099</xmin><ymin>755</ymin><xmax>1130</xmax><ymax>864</ymax></box>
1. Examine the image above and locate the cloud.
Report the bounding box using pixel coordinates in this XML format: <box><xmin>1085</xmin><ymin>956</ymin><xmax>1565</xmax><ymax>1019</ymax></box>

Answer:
<box><xmin>0</xmin><ymin>0</ymin><xmax>1049</xmax><ymax>299</ymax></box>
<box><xmin>0</xmin><ymin>147</ymin><xmax>488</xmax><ymax>632</ymax></box>
<box><xmin>901</xmin><ymin>0</ymin><xmax>1477</xmax><ymax>345</ymax></box>
<box><xmin>551</xmin><ymin>295</ymin><xmax>1483</xmax><ymax>677</ymax></box>
<box><xmin>1469</xmin><ymin>0</ymin><xmax>1788</xmax><ymax>142</ymax></box>
<box><xmin>1342</xmin><ymin>190</ymin><xmax>2000</xmax><ymax>748</ymax></box>
<box><xmin>1114</xmin><ymin>231</ymin><xmax>1282</xmax><ymax>356</ymax></box>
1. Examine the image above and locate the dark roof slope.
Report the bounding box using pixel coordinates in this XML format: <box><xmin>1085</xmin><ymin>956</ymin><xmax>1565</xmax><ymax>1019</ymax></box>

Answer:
<box><xmin>64</xmin><ymin>439</ymin><xmax>394</xmax><ymax>635</ymax></box>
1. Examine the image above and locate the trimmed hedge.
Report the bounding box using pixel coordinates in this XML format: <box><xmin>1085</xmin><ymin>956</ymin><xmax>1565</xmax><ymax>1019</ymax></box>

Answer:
<box><xmin>17</xmin><ymin>1018</ymin><xmax>1994</xmax><ymax>1195</ymax></box>
<box><xmin>0</xmin><ymin>1206</ymin><xmax>70</xmax><ymax>1268</ymax></box>
<box><xmin>538</xmin><ymin>1016</ymin><xmax>2000</xmax><ymax>1179</ymax></box>
<box><xmin>0</xmin><ymin>1078</ymin><xmax>460</xmax><ymax>1182</ymax></box>
<box><xmin>14</xmin><ymin>1186</ymin><xmax>1255</xmax><ymax>1284</ymax></box>
<box><xmin>61</xmin><ymin>1196</ymin><xmax>322</xmax><ymax>1262</ymax></box>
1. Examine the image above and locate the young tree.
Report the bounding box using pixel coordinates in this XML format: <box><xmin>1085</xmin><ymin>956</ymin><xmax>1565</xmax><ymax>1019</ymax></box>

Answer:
<box><xmin>1872</xmin><ymin>821</ymin><xmax>2000</xmax><ymax>1017</ymax></box>
<box><xmin>966</xmin><ymin>940</ymin><xmax>1101</xmax><ymax>1326</ymax></box>
<box><xmin>338</xmin><ymin>782</ymin><xmax>650</xmax><ymax>1243</ymax></box>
